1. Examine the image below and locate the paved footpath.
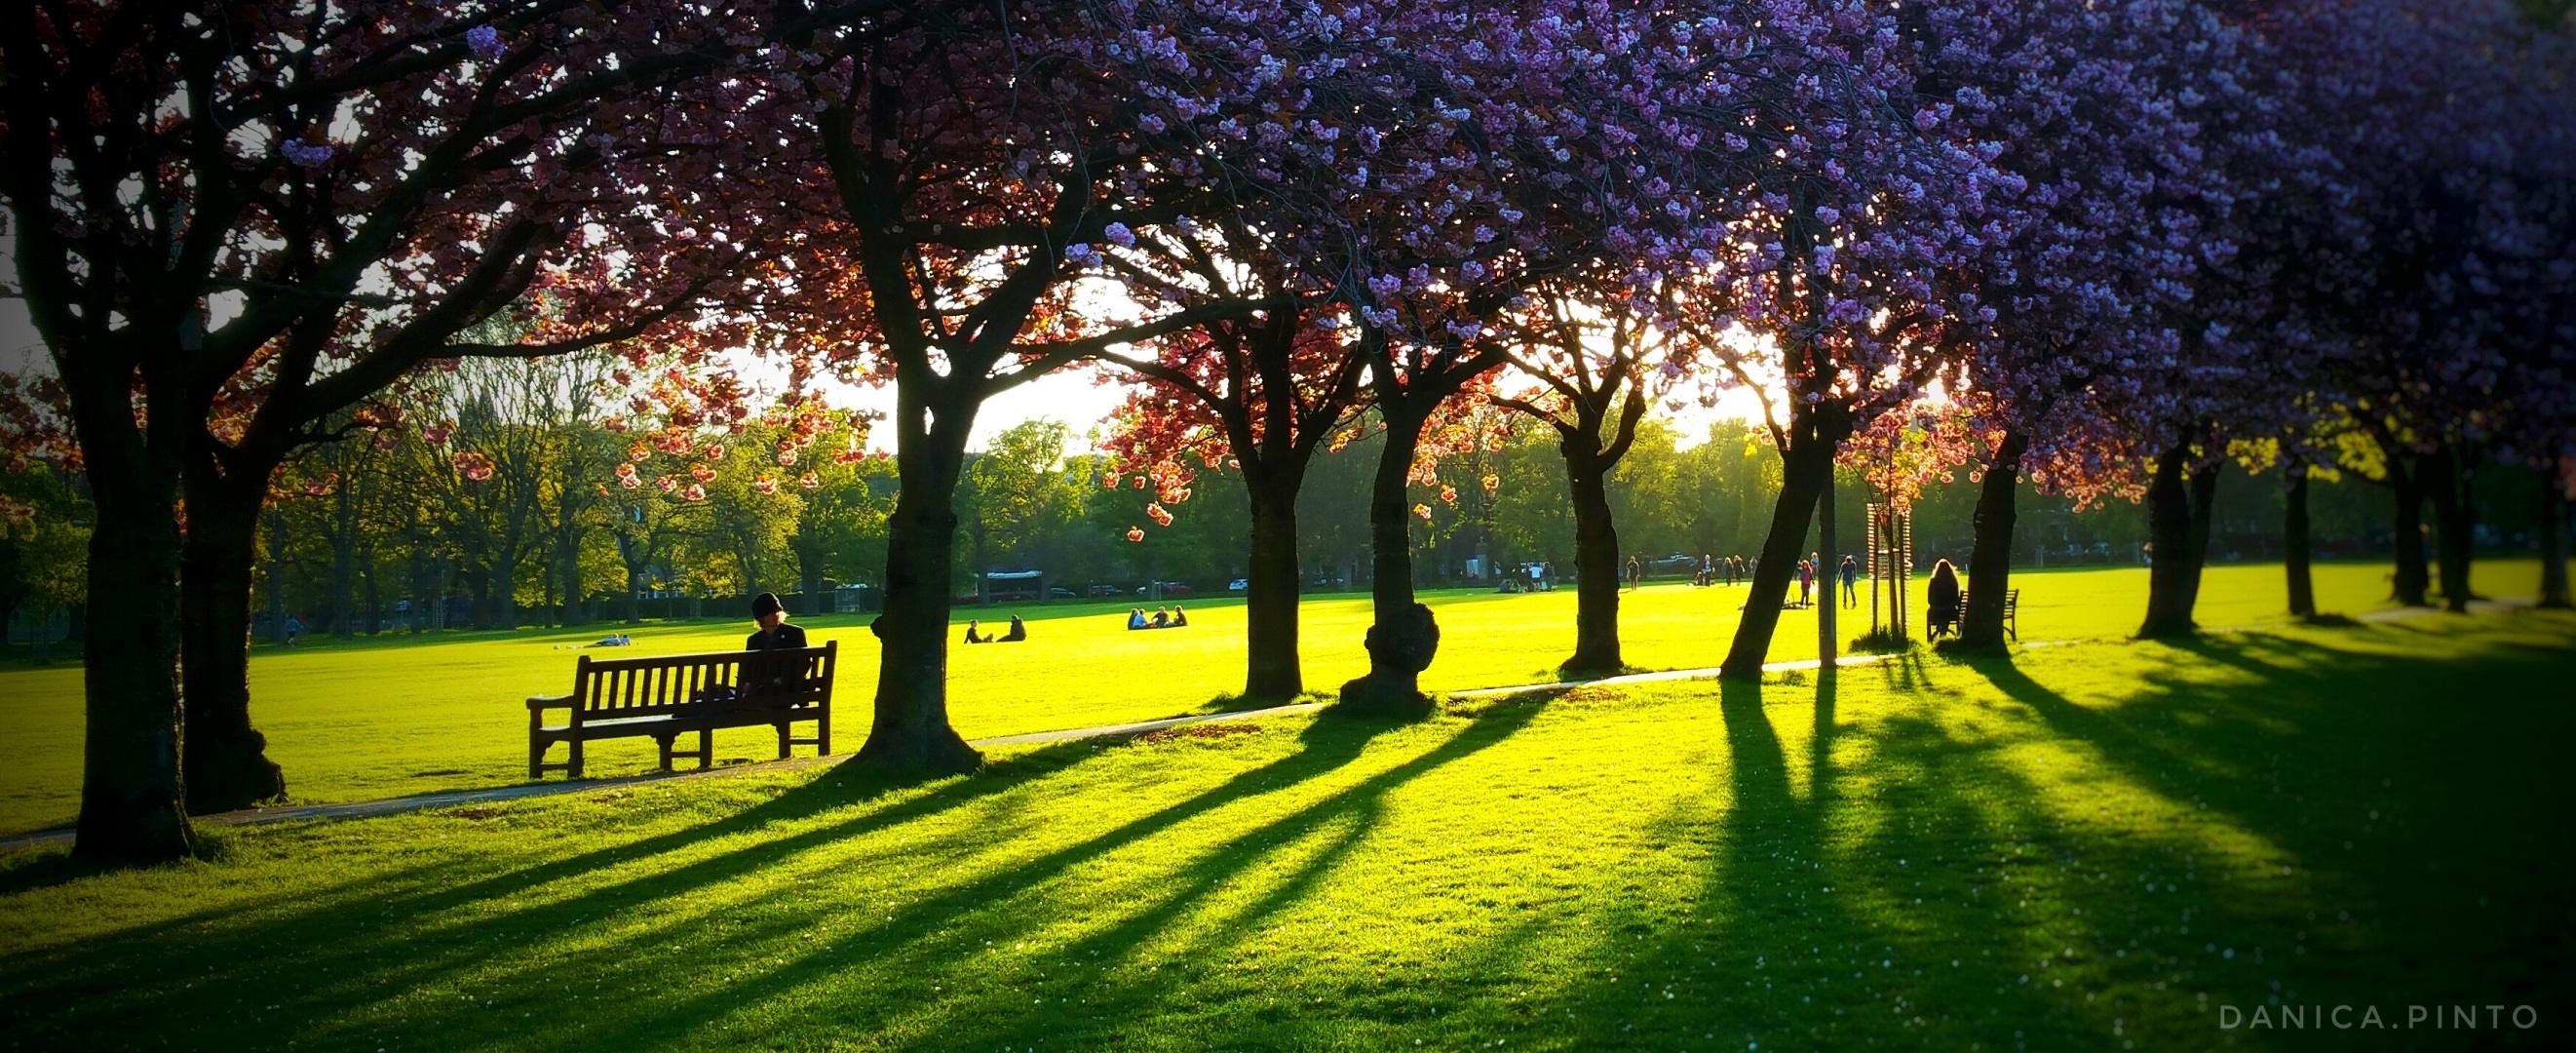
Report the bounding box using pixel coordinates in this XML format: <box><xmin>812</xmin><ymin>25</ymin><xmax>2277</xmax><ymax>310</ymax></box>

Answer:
<box><xmin>0</xmin><ymin>599</ymin><xmax>2525</xmax><ymax>854</ymax></box>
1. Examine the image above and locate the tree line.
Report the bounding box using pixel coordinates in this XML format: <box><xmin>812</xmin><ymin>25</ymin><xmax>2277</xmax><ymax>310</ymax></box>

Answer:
<box><xmin>4</xmin><ymin>0</ymin><xmax>2569</xmax><ymax>863</ymax></box>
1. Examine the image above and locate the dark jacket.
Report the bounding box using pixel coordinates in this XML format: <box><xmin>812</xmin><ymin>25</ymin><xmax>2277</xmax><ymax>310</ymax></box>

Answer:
<box><xmin>746</xmin><ymin>622</ymin><xmax>810</xmax><ymax>652</ymax></box>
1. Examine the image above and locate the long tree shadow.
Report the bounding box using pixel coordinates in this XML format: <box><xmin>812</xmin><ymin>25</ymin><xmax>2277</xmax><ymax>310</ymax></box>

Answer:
<box><xmin>520</xmin><ymin>702</ymin><xmax>1551</xmax><ymax>1052</ymax></box>
<box><xmin>22</xmin><ymin>705</ymin><xmax>1479</xmax><ymax>1050</ymax></box>
<box><xmin>1953</xmin><ymin>626</ymin><xmax>2576</xmax><ymax>1020</ymax></box>
<box><xmin>0</xmin><ymin>737</ymin><xmax>1117</xmax><ymax>1046</ymax></box>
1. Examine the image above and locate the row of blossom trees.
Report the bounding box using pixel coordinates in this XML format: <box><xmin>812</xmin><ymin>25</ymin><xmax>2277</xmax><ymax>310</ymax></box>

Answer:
<box><xmin>6</xmin><ymin>0</ymin><xmax>2569</xmax><ymax>863</ymax></box>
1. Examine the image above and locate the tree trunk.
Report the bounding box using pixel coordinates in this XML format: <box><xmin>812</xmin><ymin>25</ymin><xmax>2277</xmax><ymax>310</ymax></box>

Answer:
<box><xmin>1958</xmin><ymin>431</ymin><xmax>2027</xmax><ymax>649</ymax></box>
<box><xmin>857</xmin><ymin>395</ymin><xmax>981</xmax><ymax>771</ymax></box>
<box><xmin>488</xmin><ymin>562</ymin><xmax>518</xmax><ymax>630</ymax></box>
<box><xmin>2180</xmin><ymin>460</ymin><xmax>2219</xmax><ymax>615</ymax></box>
<box><xmin>1719</xmin><ymin>402</ymin><xmax>1844</xmax><ymax>679</ymax></box>
<box><xmin>2539</xmin><ymin>462</ymin><xmax>2569</xmax><ymax>609</ymax></box>
<box><xmin>73</xmin><ymin>463</ymin><xmax>194</xmax><ymax>864</ymax></box>
<box><xmin>2138</xmin><ymin>445</ymin><xmax>2199</xmax><ymax>638</ymax></box>
<box><xmin>2420</xmin><ymin>446</ymin><xmax>2476</xmax><ymax>612</ymax></box>
<box><xmin>802</xmin><ymin>564</ymin><xmax>827</xmax><ymax>618</ymax></box>
<box><xmin>2387</xmin><ymin>456</ymin><xmax>2431</xmax><ymax>606</ymax></box>
<box><xmin>1817</xmin><ymin>459</ymin><xmax>1839</xmax><ymax>668</ymax></box>
<box><xmin>1243</xmin><ymin>476</ymin><xmax>1305</xmax><ymax>700</ymax></box>
<box><xmin>2285</xmin><ymin>467</ymin><xmax>2316</xmax><ymax>618</ymax></box>
<box><xmin>1342</xmin><ymin>406</ymin><xmax>1438</xmax><ymax>714</ymax></box>
<box><xmin>327</xmin><ymin>511</ymin><xmax>357</xmax><ymax>638</ymax></box>
<box><xmin>365</xmin><ymin>560</ymin><xmax>382</xmax><ymax>637</ymax></box>
<box><xmin>1563</xmin><ymin>440</ymin><xmax>1623</xmax><ymax>676</ymax></box>
<box><xmin>178</xmin><ymin>482</ymin><xmax>289</xmax><ymax>813</ymax></box>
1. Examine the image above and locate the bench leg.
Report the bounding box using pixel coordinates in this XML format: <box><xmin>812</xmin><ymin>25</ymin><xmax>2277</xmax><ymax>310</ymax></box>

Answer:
<box><xmin>529</xmin><ymin>738</ymin><xmax>547</xmax><ymax>780</ymax></box>
<box><xmin>657</xmin><ymin>734</ymin><xmax>675</xmax><ymax>772</ymax></box>
<box><xmin>697</xmin><ymin>728</ymin><xmax>713</xmax><ymax>770</ymax></box>
<box><xmin>777</xmin><ymin>722</ymin><xmax>791</xmax><ymax>760</ymax></box>
<box><xmin>818</xmin><ymin>711</ymin><xmax>829</xmax><ymax>757</ymax></box>
<box><xmin>568</xmin><ymin>740</ymin><xmax>585</xmax><ymax>780</ymax></box>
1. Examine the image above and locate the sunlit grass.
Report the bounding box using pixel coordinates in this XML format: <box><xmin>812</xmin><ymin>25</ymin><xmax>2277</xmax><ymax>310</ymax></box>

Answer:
<box><xmin>0</xmin><ymin>560</ymin><xmax>2541</xmax><ymax>835</ymax></box>
<box><xmin>2</xmin><ymin>610</ymin><xmax>2568</xmax><ymax>1050</ymax></box>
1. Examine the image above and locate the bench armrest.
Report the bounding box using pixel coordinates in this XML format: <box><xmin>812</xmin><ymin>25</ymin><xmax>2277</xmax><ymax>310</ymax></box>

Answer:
<box><xmin>527</xmin><ymin>693</ymin><xmax>574</xmax><ymax>711</ymax></box>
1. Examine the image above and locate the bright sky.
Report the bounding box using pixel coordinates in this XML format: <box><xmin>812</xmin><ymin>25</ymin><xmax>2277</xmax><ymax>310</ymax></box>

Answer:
<box><xmin>0</xmin><ymin>263</ymin><xmax>1772</xmax><ymax>455</ymax></box>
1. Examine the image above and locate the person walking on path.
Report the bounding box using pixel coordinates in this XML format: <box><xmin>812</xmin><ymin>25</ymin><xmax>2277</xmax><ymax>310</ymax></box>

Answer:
<box><xmin>1797</xmin><ymin>559</ymin><xmax>1815</xmax><ymax>606</ymax></box>
<box><xmin>1626</xmin><ymin>555</ymin><xmax>1643</xmax><ymax>591</ymax></box>
<box><xmin>1840</xmin><ymin>555</ymin><xmax>1860</xmax><ymax>607</ymax></box>
<box><xmin>284</xmin><ymin>613</ymin><xmax>304</xmax><ymax>647</ymax></box>
<box><xmin>747</xmin><ymin>592</ymin><xmax>809</xmax><ymax>651</ymax></box>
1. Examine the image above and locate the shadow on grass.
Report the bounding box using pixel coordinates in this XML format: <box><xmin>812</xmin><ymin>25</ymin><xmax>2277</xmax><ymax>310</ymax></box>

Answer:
<box><xmin>2</xmin><ymin>702</ymin><xmax>1546</xmax><ymax>1051</ymax></box>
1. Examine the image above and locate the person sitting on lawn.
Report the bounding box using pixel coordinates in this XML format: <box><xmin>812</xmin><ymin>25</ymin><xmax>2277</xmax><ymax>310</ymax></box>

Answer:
<box><xmin>591</xmin><ymin>631</ymin><xmax>633</xmax><ymax>647</ymax></box>
<box><xmin>999</xmin><ymin>615</ymin><xmax>1027</xmax><ymax>642</ymax></box>
<box><xmin>1151</xmin><ymin>606</ymin><xmax>1172</xmax><ymax>628</ymax></box>
<box><xmin>963</xmin><ymin>619</ymin><xmax>989</xmax><ymax>644</ymax></box>
<box><xmin>745</xmin><ymin>593</ymin><xmax>808</xmax><ymax>651</ymax></box>
<box><xmin>1170</xmin><ymin>605</ymin><xmax>1188</xmax><ymax>627</ymax></box>
<box><xmin>1926</xmin><ymin>559</ymin><xmax>1963</xmax><ymax>638</ymax></box>
<box><xmin>1128</xmin><ymin>607</ymin><xmax>1149</xmax><ymax>630</ymax></box>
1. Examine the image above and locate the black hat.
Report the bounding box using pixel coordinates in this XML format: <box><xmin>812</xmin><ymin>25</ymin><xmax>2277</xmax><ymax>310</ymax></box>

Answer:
<box><xmin>751</xmin><ymin>593</ymin><xmax>785</xmax><ymax>617</ymax></box>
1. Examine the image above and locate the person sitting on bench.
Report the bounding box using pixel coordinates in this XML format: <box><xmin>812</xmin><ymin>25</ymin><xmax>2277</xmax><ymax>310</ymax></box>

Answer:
<box><xmin>999</xmin><ymin>614</ymin><xmax>1027</xmax><ymax>642</ymax></box>
<box><xmin>1170</xmin><ymin>605</ymin><xmax>1188</xmax><ymax>628</ymax></box>
<box><xmin>1926</xmin><ymin>560</ymin><xmax>1963</xmax><ymax>639</ymax></box>
<box><xmin>746</xmin><ymin>593</ymin><xmax>807</xmax><ymax>651</ymax></box>
<box><xmin>1128</xmin><ymin>607</ymin><xmax>1149</xmax><ymax>630</ymax></box>
<box><xmin>963</xmin><ymin>619</ymin><xmax>989</xmax><ymax>644</ymax></box>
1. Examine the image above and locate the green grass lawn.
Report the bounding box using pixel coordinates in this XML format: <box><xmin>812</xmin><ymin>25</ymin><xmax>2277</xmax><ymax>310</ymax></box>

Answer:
<box><xmin>0</xmin><ymin>560</ymin><xmax>2540</xmax><ymax>836</ymax></box>
<box><xmin>2</xmin><ymin>610</ymin><xmax>2569</xmax><ymax>1050</ymax></box>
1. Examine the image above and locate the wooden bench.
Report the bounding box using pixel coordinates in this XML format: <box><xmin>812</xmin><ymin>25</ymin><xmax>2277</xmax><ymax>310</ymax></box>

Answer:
<box><xmin>1953</xmin><ymin>587</ymin><xmax>2022</xmax><ymax>641</ymax></box>
<box><xmin>527</xmin><ymin>643</ymin><xmax>836</xmax><ymax>779</ymax></box>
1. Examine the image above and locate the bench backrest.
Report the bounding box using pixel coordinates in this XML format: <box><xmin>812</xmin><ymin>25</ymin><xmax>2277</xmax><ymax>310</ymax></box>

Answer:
<box><xmin>567</xmin><ymin>642</ymin><xmax>836</xmax><ymax>723</ymax></box>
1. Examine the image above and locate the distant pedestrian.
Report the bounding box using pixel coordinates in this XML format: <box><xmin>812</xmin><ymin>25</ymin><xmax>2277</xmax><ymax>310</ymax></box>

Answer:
<box><xmin>1839</xmin><ymin>555</ymin><xmax>1860</xmax><ymax>606</ymax></box>
<box><xmin>1797</xmin><ymin>559</ymin><xmax>1815</xmax><ymax>606</ymax></box>
<box><xmin>284</xmin><ymin>613</ymin><xmax>304</xmax><ymax>647</ymax></box>
<box><xmin>1626</xmin><ymin>555</ymin><xmax>1643</xmax><ymax>591</ymax></box>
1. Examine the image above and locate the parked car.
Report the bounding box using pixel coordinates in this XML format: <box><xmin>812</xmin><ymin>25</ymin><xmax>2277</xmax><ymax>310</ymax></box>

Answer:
<box><xmin>1048</xmin><ymin>587</ymin><xmax>1078</xmax><ymax>599</ymax></box>
<box><xmin>1227</xmin><ymin>578</ymin><xmax>1249</xmax><ymax>592</ymax></box>
<box><xmin>1136</xmin><ymin>581</ymin><xmax>1193</xmax><ymax>596</ymax></box>
<box><xmin>1089</xmin><ymin>584</ymin><xmax>1126</xmax><ymax>598</ymax></box>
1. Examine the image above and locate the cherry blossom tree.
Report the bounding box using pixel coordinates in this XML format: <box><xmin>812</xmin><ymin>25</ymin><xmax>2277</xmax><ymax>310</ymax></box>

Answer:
<box><xmin>1096</xmin><ymin>241</ymin><xmax>1365</xmax><ymax>700</ymax></box>
<box><xmin>1490</xmin><ymin>282</ymin><xmax>1700</xmax><ymax>674</ymax></box>
<box><xmin>744</xmin><ymin>0</ymin><xmax>1345</xmax><ymax>767</ymax></box>
<box><xmin>0</xmin><ymin>1</ymin><xmax>772</xmax><ymax>859</ymax></box>
<box><xmin>1692</xmin><ymin>3</ymin><xmax>2004</xmax><ymax>678</ymax></box>
<box><xmin>1912</xmin><ymin>0</ymin><xmax>2300</xmax><ymax>644</ymax></box>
